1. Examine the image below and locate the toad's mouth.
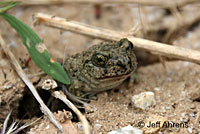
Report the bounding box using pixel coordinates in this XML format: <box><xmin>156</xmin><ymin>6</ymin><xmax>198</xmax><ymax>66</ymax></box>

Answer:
<box><xmin>98</xmin><ymin>72</ymin><xmax>132</xmax><ymax>81</ymax></box>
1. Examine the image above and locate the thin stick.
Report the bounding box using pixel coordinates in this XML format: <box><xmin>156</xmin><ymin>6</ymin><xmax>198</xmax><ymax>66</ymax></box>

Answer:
<box><xmin>162</xmin><ymin>8</ymin><xmax>200</xmax><ymax>43</ymax></box>
<box><xmin>33</xmin><ymin>13</ymin><xmax>200</xmax><ymax>64</ymax></box>
<box><xmin>0</xmin><ymin>34</ymin><xmax>64</xmax><ymax>134</ymax></box>
<box><xmin>195</xmin><ymin>111</ymin><xmax>200</xmax><ymax>125</ymax></box>
<box><xmin>6</xmin><ymin>0</ymin><xmax>200</xmax><ymax>7</ymax></box>
<box><xmin>52</xmin><ymin>91</ymin><xmax>90</xmax><ymax>134</ymax></box>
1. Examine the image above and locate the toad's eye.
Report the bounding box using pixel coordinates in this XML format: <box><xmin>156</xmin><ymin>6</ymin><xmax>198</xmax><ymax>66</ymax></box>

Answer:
<box><xmin>92</xmin><ymin>53</ymin><xmax>108</xmax><ymax>67</ymax></box>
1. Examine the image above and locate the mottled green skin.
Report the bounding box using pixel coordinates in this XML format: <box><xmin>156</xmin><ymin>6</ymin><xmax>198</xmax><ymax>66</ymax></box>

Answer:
<box><xmin>64</xmin><ymin>38</ymin><xmax>137</xmax><ymax>94</ymax></box>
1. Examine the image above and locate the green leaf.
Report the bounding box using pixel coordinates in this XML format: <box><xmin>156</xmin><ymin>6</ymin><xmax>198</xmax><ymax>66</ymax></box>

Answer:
<box><xmin>0</xmin><ymin>1</ymin><xmax>21</xmax><ymax>13</ymax></box>
<box><xmin>0</xmin><ymin>14</ymin><xmax>71</xmax><ymax>85</ymax></box>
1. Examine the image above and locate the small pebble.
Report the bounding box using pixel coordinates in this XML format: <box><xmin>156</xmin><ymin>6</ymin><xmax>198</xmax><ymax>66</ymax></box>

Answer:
<box><xmin>189</xmin><ymin>112</ymin><xmax>195</xmax><ymax>118</ymax></box>
<box><xmin>84</xmin><ymin>104</ymin><xmax>97</xmax><ymax>113</ymax></box>
<box><xmin>153</xmin><ymin>87</ymin><xmax>160</xmax><ymax>91</ymax></box>
<box><xmin>131</xmin><ymin>91</ymin><xmax>156</xmax><ymax>110</ymax></box>
<box><xmin>77</xmin><ymin>123</ymin><xmax>83</xmax><ymax>130</ymax></box>
<box><xmin>197</xmin><ymin>79</ymin><xmax>200</xmax><ymax>84</ymax></box>
<box><xmin>190</xmin><ymin>104</ymin><xmax>196</xmax><ymax>109</ymax></box>
<box><xmin>108</xmin><ymin>125</ymin><xmax>143</xmax><ymax>134</ymax></box>
<box><xmin>45</xmin><ymin>125</ymin><xmax>50</xmax><ymax>130</ymax></box>
<box><xmin>165</xmin><ymin>106</ymin><xmax>170</xmax><ymax>110</ymax></box>
<box><xmin>3</xmin><ymin>82</ymin><xmax>14</xmax><ymax>89</ymax></box>
<box><xmin>180</xmin><ymin>113</ymin><xmax>189</xmax><ymax>123</ymax></box>
<box><xmin>95</xmin><ymin>124</ymin><xmax>102</xmax><ymax>129</ymax></box>
<box><xmin>188</xmin><ymin>127</ymin><xmax>193</xmax><ymax>133</ymax></box>
<box><xmin>188</xmin><ymin>88</ymin><xmax>200</xmax><ymax>101</ymax></box>
<box><xmin>181</xmin><ymin>113</ymin><xmax>185</xmax><ymax>117</ymax></box>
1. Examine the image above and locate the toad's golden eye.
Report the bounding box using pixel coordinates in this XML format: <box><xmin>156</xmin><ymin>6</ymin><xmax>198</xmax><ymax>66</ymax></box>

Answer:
<box><xmin>92</xmin><ymin>53</ymin><xmax>108</xmax><ymax>67</ymax></box>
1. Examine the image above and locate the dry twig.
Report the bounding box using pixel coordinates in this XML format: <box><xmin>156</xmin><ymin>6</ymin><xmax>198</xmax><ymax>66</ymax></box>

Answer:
<box><xmin>162</xmin><ymin>8</ymin><xmax>200</xmax><ymax>43</ymax></box>
<box><xmin>1</xmin><ymin>111</ymin><xmax>41</xmax><ymax>134</ymax></box>
<box><xmin>0</xmin><ymin>34</ymin><xmax>64</xmax><ymax>134</ymax></box>
<box><xmin>52</xmin><ymin>90</ymin><xmax>90</xmax><ymax>134</ymax></box>
<box><xmin>33</xmin><ymin>13</ymin><xmax>200</xmax><ymax>64</ymax></box>
<box><xmin>5</xmin><ymin>0</ymin><xmax>200</xmax><ymax>7</ymax></box>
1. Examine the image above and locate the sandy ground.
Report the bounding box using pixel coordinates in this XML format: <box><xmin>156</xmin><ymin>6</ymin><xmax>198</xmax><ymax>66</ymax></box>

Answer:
<box><xmin>0</xmin><ymin>1</ymin><xmax>200</xmax><ymax>134</ymax></box>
